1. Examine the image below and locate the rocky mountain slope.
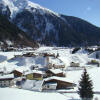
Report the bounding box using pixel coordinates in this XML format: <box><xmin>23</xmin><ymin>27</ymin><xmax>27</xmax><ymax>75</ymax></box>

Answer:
<box><xmin>0</xmin><ymin>14</ymin><xmax>37</xmax><ymax>49</ymax></box>
<box><xmin>0</xmin><ymin>0</ymin><xmax>100</xmax><ymax>46</ymax></box>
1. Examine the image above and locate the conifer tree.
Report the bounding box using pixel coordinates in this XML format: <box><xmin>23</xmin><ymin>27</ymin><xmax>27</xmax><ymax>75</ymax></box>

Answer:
<box><xmin>78</xmin><ymin>68</ymin><xmax>94</xmax><ymax>100</ymax></box>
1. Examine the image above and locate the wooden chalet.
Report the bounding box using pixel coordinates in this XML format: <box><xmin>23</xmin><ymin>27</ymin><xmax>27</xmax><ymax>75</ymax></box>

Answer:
<box><xmin>25</xmin><ymin>70</ymin><xmax>43</xmax><ymax>80</ymax></box>
<box><xmin>43</xmin><ymin>76</ymin><xmax>76</xmax><ymax>90</ymax></box>
<box><xmin>0</xmin><ymin>74</ymin><xmax>14</xmax><ymax>87</ymax></box>
<box><xmin>10</xmin><ymin>70</ymin><xmax>23</xmax><ymax>78</ymax></box>
<box><xmin>46</xmin><ymin>69</ymin><xmax>65</xmax><ymax>77</ymax></box>
<box><xmin>87</xmin><ymin>60</ymin><xmax>100</xmax><ymax>67</ymax></box>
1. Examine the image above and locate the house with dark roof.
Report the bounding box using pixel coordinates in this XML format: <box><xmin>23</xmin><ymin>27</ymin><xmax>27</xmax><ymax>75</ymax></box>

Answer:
<box><xmin>46</xmin><ymin>69</ymin><xmax>65</xmax><ymax>77</ymax></box>
<box><xmin>43</xmin><ymin>76</ymin><xmax>76</xmax><ymax>90</ymax></box>
<box><xmin>10</xmin><ymin>70</ymin><xmax>23</xmax><ymax>78</ymax></box>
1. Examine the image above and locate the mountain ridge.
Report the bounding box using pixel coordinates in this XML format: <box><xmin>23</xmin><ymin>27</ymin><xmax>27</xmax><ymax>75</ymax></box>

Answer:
<box><xmin>0</xmin><ymin>0</ymin><xmax>100</xmax><ymax>46</ymax></box>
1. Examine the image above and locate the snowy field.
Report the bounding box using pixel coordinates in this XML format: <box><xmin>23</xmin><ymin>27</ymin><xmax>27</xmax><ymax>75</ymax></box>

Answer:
<box><xmin>0</xmin><ymin>88</ymin><xmax>100</xmax><ymax>100</ymax></box>
<box><xmin>0</xmin><ymin>47</ymin><xmax>100</xmax><ymax>100</ymax></box>
<box><xmin>0</xmin><ymin>88</ymin><xmax>68</xmax><ymax>100</ymax></box>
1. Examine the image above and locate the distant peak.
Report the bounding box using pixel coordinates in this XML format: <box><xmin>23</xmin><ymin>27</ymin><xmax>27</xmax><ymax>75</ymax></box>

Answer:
<box><xmin>0</xmin><ymin>0</ymin><xmax>59</xmax><ymax>18</ymax></box>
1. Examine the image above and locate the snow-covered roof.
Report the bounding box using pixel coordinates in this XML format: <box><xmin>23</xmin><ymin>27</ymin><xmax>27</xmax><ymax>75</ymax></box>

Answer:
<box><xmin>11</xmin><ymin>69</ymin><xmax>23</xmax><ymax>73</ymax></box>
<box><xmin>33</xmin><ymin>70</ymin><xmax>43</xmax><ymax>75</ymax></box>
<box><xmin>48</xmin><ymin>69</ymin><xmax>63</xmax><ymax>74</ymax></box>
<box><xmin>49</xmin><ymin>57</ymin><xmax>64</xmax><ymax>66</ymax></box>
<box><xmin>13</xmin><ymin>67</ymin><xmax>29</xmax><ymax>73</ymax></box>
<box><xmin>25</xmin><ymin>70</ymin><xmax>43</xmax><ymax>75</ymax></box>
<box><xmin>44</xmin><ymin>76</ymin><xmax>74</xmax><ymax>84</ymax></box>
<box><xmin>44</xmin><ymin>82</ymin><xmax>57</xmax><ymax>86</ymax></box>
<box><xmin>0</xmin><ymin>74</ymin><xmax>14</xmax><ymax>79</ymax></box>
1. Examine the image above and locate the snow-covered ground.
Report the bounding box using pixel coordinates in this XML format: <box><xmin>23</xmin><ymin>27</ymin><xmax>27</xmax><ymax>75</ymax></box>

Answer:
<box><xmin>0</xmin><ymin>88</ymin><xmax>68</xmax><ymax>100</ymax></box>
<box><xmin>0</xmin><ymin>87</ymin><xmax>100</xmax><ymax>100</ymax></box>
<box><xmin>0</xmin><ymin>47</ymin><xmax>100</xmax><ymax>99</ymax></box>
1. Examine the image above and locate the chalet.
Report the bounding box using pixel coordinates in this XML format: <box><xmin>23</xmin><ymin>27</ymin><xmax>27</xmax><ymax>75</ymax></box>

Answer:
<box><xmin>46</xmin><ymin>57</ymin><xmax>65</xmax><ymax>69</ymax></box>
<box><xmin>46</xmin><ymin>69</ymin><xmax>65</xmax><ymax>77</ymax></box>
<box><xmin>43</xmin><ymin>76</ymin><xmax>76</xmax><ymax>90</ymax></box>
<box><xmin>10</xmin><ymin>70</ymin><xmax>23</xmax><ymax>78</ymax></box>
<box><xmin>70</xmin><ymin>62</ymin><xmax>80</xmax><ymax>67</ymax></box>
<box><xmin>87</xmin><ymin>60</ymin><xmax>100</xmax><ymax>67</ymax></box>
<box><xmin>0</xmin><ymin>74</ymin><xmax>14</xmax><ymax>87</ymax></box>
<box><xmin>25</xmin><ymin>70</ymin><xmax>43</xmax><ymax>80</ymax></box>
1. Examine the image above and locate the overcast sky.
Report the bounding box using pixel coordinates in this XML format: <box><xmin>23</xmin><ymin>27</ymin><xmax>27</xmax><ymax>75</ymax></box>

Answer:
<box><xmin>30</xmin><ymin>0</ymin><xmax>100</xmax><ymax>27</ymax></box>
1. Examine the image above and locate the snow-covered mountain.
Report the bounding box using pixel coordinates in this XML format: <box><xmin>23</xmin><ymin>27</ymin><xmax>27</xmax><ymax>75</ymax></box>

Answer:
<box><xmin>1</xmin><ymin>0</ymin><xmax>100</xmax><ymax>46</ymax></box>
<box><xmin>0</xmin><ymin>0</ymin><xmax>58</xmax><ymax>18</ymax></box>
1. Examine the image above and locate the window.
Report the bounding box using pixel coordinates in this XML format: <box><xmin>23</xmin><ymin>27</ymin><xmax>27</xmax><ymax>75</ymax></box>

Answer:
<box><xmin>47</xmin><ymin>85</ymin><xmax>49</xmax><ymax>88</ymax></box>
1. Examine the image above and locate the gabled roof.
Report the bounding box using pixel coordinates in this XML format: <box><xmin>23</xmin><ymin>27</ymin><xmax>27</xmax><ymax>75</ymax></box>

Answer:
<box><xmin>11</xmin><ymin>69</ymin><xmax>23</xmax><ymax>74</ymax></box>
<box><xmin>25</xmin><ymin>70</ymin><xmax>43</xmax><ymax>75</ymax></box>
<box><xmin>48</xmin><ymin>69</ymin><xmax>63</xmax><ymax>74</ymax></box>
<box><xmin>49</xmin><ymin>57</ymin><xmax>64</xmax><ymax>66</ymax></box>
<box><xmin>44</xmin><ymin>76</ymin><xmax>74</xmax><ymax>84</ymax></box>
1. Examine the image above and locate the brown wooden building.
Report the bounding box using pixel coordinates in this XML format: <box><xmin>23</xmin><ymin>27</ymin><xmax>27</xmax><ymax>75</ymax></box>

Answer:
<box><xmin>25</xmin><ymin>70</ymin><xmax>43</xmax><ymax>80</ymax></box>
<box><xmin>46</xmin><ymin>69</ymin><xmax>65</xmax><ymax>77</ymax></box>
<box><xmin>10</xmin><ymin>70</ymin><xmax>23</xmax><ymax>77</ymax></box>
<box><xmin>43</xmin><ymin>76</ymin><xmax>76</xmax><ymax>90</ymax></box>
